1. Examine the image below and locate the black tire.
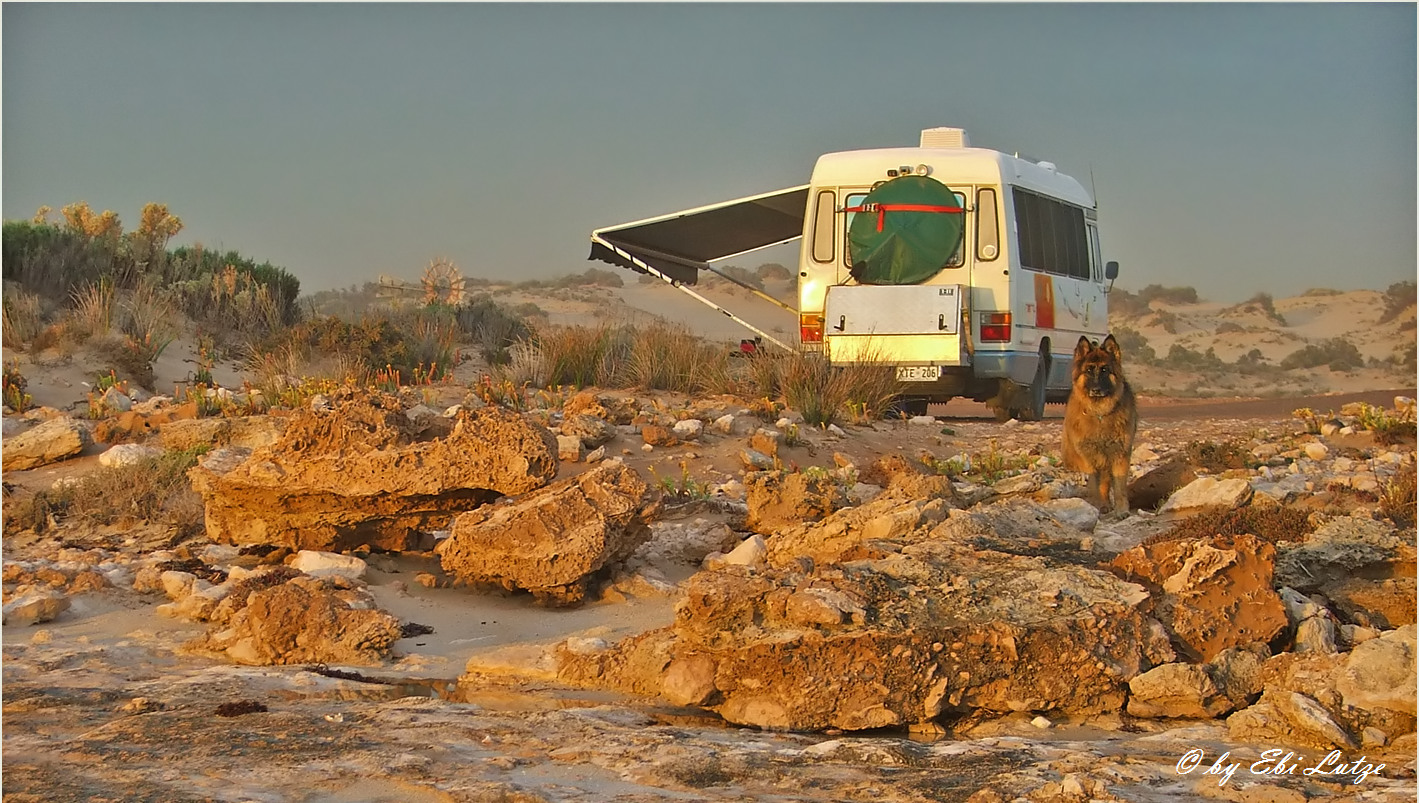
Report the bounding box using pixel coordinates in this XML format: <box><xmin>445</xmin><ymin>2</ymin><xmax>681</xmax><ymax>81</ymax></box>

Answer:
<box><xmin>888</xmin><ymin>397</ymin><xmax>930</xmax><ymax>418</ymax></box>
<box><xmin>1023</xmin><ymin>353</ymin><xmax>1049</xmax><ymax>421</ymax></box>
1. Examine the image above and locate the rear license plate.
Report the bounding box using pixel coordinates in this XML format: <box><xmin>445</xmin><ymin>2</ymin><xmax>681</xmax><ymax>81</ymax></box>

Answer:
<box><xmin>896</xmin><ymin>365</ymin><xmax>940</xmax><ymax>382</ymax></box>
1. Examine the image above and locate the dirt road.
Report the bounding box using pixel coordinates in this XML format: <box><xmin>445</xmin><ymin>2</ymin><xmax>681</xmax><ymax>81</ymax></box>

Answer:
<box><xmin>933</xmin><ymin>388</ymin><xmax>1415</xmax><ymax>422</ymax></box>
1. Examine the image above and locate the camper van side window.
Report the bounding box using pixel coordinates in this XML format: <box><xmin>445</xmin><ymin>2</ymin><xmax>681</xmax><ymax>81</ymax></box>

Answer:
<box><xmin>976</xmin><ymin>188</ymin><xmax>999</xmax><ymax>261</ymax></box>
<box><xmin>1013</xmin><ymin>187</ymin><xmax>1090</xmax><ymax>280</ymax></box>
<box><xmin>1088</xmin><ymin>225</ymin><xmax>1102</xmax><ymax>282</ymax></box>
<box><xmin>811</xmin><ymin>190</ymin><xmax>836</xmax><ymax>264</ymax></box>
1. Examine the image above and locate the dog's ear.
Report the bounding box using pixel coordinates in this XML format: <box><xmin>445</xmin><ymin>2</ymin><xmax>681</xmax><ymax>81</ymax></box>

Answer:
<box><xmin>1102</xmin><ymin>334</ymin><xmax>1123</xmax><ymax>361</ymax></box>
<box><xmin>1074</xmin><ymin>336</ymin><xmax>1093</xmax><ymax>361</ymax></box>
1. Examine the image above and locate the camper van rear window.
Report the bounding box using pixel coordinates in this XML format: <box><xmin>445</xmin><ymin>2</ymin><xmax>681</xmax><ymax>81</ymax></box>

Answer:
<box><xmin>1012</xmin><ymin>188</ymin><xmax>1090</xmax><ymax>280</ymax></box>
<box><xmin>811</xmin><ymin>190</ymin><xmax>837</xmax><ymax>264</ymax></box>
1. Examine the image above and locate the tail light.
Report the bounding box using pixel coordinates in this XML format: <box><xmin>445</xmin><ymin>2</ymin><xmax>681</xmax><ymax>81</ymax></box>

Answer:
<box><xmin>799</xmin><ymin>313</ymin><xmax>824</xmax><ymax>344</ymax></box>
<box><xmin>979</xmin><ymin>311</ymin><xmax>1012</xmax><ymax>342</ymax></box>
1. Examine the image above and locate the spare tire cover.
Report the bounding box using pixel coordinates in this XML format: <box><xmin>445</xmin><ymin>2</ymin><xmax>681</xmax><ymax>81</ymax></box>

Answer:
<box><xmin>847</xmin><ymin>175</ymin><xmax>964</xmax><ymax>285</ymax></box>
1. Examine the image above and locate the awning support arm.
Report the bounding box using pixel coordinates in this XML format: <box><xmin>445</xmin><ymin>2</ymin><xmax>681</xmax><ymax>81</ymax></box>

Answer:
<box><xmin>590</xmin><ymin>234</ymin><xmax>794</xmax><ymax>352</ymax></box>
<box><xmin>697</xmin><ymin>264</ymin><xmax>797</xmax><ymax>315</ymax></box>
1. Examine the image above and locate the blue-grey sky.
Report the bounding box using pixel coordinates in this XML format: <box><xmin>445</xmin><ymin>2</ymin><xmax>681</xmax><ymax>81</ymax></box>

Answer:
<box><xmin>3</xmin><ymin>3</ymin><xmax>1414</xmax><ymax>301</ymax></box>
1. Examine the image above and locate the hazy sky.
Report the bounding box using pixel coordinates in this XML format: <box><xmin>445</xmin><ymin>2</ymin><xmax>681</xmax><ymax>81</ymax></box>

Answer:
<box><xmin>3</xmin><ymin>3</ymin><xmax>1414</xmax><ymax>301</ymax></box>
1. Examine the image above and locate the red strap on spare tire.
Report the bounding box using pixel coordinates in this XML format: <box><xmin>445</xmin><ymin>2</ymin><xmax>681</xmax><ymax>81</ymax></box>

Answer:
<box><xmin>842</xmin><ymin>203</ymin><xmax>967</xmax><ymax>232</ymax></box>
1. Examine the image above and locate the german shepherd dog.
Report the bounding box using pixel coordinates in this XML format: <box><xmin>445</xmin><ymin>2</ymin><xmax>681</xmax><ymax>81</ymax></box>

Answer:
<box><xmin>1063</xmin><ymin>334</ymin><xmax>1137</xmax><ymax>513</ymax></box>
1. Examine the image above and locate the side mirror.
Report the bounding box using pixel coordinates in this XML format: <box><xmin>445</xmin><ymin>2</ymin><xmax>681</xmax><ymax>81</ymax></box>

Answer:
<box><xmin>1104</xmin><ymin>260</ymin><xmax>1119</xmax><ymax>292</ymax></box>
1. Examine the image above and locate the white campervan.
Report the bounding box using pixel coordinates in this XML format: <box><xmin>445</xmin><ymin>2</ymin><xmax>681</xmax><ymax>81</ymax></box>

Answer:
<box><xmin>589</xmin><ymin>127</ymin><xmax>1119</xmax><ymax>420</ymax></box>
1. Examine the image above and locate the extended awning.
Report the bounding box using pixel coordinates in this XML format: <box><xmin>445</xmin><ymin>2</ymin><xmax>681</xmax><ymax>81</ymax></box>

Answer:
<box><xmin>589</xmin><ymin>185</ymin><xmax>808</xmax><ymax>285</ymax></box>
<box><xmin>588</xmin><ymin>185</ymin><xmax>808</xmax><ymax>350</ymax></box>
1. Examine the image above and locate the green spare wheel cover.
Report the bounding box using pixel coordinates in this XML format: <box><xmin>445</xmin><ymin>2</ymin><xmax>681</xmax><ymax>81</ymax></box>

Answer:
<box><xmin>847</xmin><ymin>175</ymin><xmax>964</xmax><ymax>285</ymax></box>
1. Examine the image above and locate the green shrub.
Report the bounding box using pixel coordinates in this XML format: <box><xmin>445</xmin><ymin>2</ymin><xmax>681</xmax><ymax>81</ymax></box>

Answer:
<box><xmin>455</xmin><ymin>295</ymin><xmax>532</xmax><ymax>365</ymax></box>
<box><xmin>1379</xmin><ymin>281</ymin><xmax>1416</xmax><ymax>324</ymax></box>
<box><xmin>1280</xmin><ymin>338</ymin><xmax>1364</xmax><ymax>372</ymax></box>
<box><xmin>2</xmin><ymin>220</ymin><xmax>114</xmax><ymax>298</ymax></box>
<box><xmin>1111</xmin><ymin>327</ymin><xmax>1155</xmax><ymax>364</ymax></box>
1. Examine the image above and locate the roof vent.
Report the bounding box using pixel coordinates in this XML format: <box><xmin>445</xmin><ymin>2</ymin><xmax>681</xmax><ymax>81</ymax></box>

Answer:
<box><xmin>920</xmin><ymin>127</ymin><xmax>969</xmax><ymax>148</ymax></box>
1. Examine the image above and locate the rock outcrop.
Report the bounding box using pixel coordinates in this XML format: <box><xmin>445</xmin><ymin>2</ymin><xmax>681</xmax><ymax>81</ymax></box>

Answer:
<box><xmin>188</xmin><ymin>390</ymin><xmax>558</xmax><ymax>552</ymax></box>
<box><xmin>558</xmin><ymin>527</ymin><xmax>1172</xmax><ymax>731</ymax></box>
<box><xmin>436</xmin><ymin>461</ymin><xmax>657</xmax><ymax>606</ymax></box>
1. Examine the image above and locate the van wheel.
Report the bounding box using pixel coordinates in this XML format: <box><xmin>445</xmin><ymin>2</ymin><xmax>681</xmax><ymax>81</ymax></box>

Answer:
<box><xmin>1022</xmin><ymin>353</ymin><xmax>1050</xmax><ymax>421</ymax></box>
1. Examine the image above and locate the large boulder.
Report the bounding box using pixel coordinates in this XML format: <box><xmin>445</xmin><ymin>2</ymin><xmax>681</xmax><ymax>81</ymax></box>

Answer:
<box><xmin>557</xmin><ymin>537</ymin><xmax>1173</xmax><ymax>731</ymax></box>
<box><xmin>188</xmin><ymin>389</ymin><xmax>558</xmax><ymax>552</ymax></box>
<box><xmin>1110</xmin><ymin>534</ymin><xmax>1288</xmax><ymax>661</ymax></box>
<box><xmin>436</xmin><ymin>461</ymin><xmax>657</xmax><ymax>606</ymax></box>
<box><xmin>2</xmin><ymin>416</ymin><xmax>91</xmax><ymax>470</ymax></box>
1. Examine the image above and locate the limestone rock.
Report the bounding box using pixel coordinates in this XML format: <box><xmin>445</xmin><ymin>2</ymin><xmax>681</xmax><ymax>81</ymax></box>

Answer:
<box><xmin>1228</xmin><ymin>689</ymin><xmax>1357</xmax><ymax>750</ymax></box>
<box><xmin>560</xmin><ymin>538</ymin><xmax>1172</xmax><ymax>732</ymax></box>
<box><xmin>1206</xmin><ymin>645</ymin><xmax>1267</xmax><ymax>710</ymax></box>
<box><xmin>1041</xmin><ymin>498</ymin><xmax>1100</xmax><ymax>533</ymax></box>
<box><xmin>1324</xmin><ymin>577</ymin><xmax>1416</xmax><ymax>629</ymax></box>
<box><xmin>159</xmin><ymin>416</ymin><xmax>286</xmax><ymax>452</ymax></box>
<box><xmin>556</xmin><ymin>434</ymin><xmax>583</xmax><ymax>462</ymax></box>
<box><xmin>671</xmin><ymin>419</ymin><xmax>703</xmax><ymax>440</ymax></box>
<box><xmin>289</xmin><ymin>550</ymin><xmax>368</xmax><ymax>582</ymax></box>
<box><xmin>187</xmin><ymin>579</ymin><xmax>401</xmax><ymax>666</ymax></box>
<box><xmin>436</xmin><ymin>462</ymin><xmax>655</xmax><ymax>606</ymax></box>
<box><xmin>1158</xmin><ymin>477</ymin><xmax>1253</xmax><ymax>514</ymax></box>
<box><xmin>2</xmin><ymin>416</ymin><xmax>91</xmax><ymax>471</ymax></box>
<box><xmin>561</xmin><ymin>414</ymin><xmax>616</xmax><ymax>449</ymax></box>
<box><xmin>1127</xmin><ymin>457</ymin><xmax>1197</xmax><ymax>512</ymax></box>
<box><xmin>744</xmin><ymin>471</ymin><xmax>849</xmax><ymax>536</ymax></box>
<box><xmin>764</xmin><ymin>491</ymin><xmax>955</xmax><ymax>569</ymax></box>
<box><xmin>1274</xmin><ymin>515</ymin><xmax>1415</xmax><ymax>628</ymax></box>
<box><xmin>98</xmin><ymin>443</ymin><xmax>164</xmax><ymax>468</ymax></box>
<box><xmin>748</xmin><ymin>430</ymin><xmax>781</xmax><ymax>458</ymax></box>
<box><xmin>188</xmin><ymin>389</ymin><xmax>558</xmax><ymax>552</ymax></box>
<box><xmin>739</xmin><ymin>449</ymin><xmax>775</xmax><ymax>471</ymax></box>
<box><xmin>641</xmin><ymin>425</ymin><xmax>678</xmax><ymax>447</ymax></box>
<box><xmin>1126</xmin><ymin>663</ymin><xmax>1231</xmax><ymax>719</ymax></box>
<box><xmin>1336</xmin><ymin>625</ymin><xmax>1416</xmax><ymax>716</ymax></box>
<box><xmin>705</xmin><ymin>534</ymin><xmax>766</xmax><ymax>570</ymax></box>
<box><xmin>1110</xmin><ymin>534</ymin><xmax>1287</xmax><ymax>661</ymax></box>
<box><xmin>1</xmin><ymin>590</ymin><xmax>70</xmax><ymax>626</ymax></box>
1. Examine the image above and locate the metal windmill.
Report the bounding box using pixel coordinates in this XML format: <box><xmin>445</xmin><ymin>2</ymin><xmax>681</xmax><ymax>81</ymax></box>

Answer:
<box><xmin>376</xmin><ymin>257</ymin><xmax>468</xmax><ymax>305</ymax></box>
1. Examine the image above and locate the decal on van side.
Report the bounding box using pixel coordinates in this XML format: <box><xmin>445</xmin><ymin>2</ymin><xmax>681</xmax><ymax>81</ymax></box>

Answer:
<box><xmin>1034</xmin><ymin>273</ymin><xmax>1055</xmax><ymax>329</ymax></box>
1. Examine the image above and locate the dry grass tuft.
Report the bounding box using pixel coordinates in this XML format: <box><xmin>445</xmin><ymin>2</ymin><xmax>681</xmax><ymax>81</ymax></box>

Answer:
<box><xmin>1</xmin><ymin>287</ymin><xmax>45</xmax><ymax>348</ymax></box>
<box><xmin>3</xmin><ymin>448</ymin><xmax>207</xmax><ymax>539</ymax></box>
<box><xmin>1379</xmin><ymin>469</ymin><xmax>1416</xmax><ymax>530</ymax></box>
<box><xmin>778</xmin><ymin>350</ymin><xmax>904</xmax><ymax>426</ymax></box>
<box><xmin>68</xmin><ymin>280</ymin><xmax>115</xmax><ymax>340</ymax></box>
